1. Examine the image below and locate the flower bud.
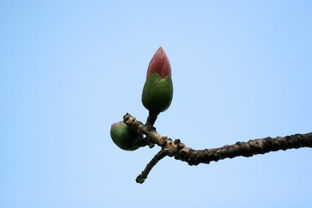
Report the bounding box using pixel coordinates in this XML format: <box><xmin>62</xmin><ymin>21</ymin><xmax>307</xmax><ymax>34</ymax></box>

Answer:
<box><xmin>110</xmin><ymin>121</ymin><xmax>140</xmax><ymax>151</ymax></box>
<box><xmin>146</xmin><ymin>47</ymin><xmax>171</xmax><ymax>78</ymax></box>
<box><xmin>142</xmin><ymin>47</ymin><xmax>173</xmax><ymax>113</ymax></box>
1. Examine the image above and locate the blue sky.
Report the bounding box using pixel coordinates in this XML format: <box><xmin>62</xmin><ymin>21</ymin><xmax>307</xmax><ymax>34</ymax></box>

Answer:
<box><xmin>1</xmin><ymin>0</ymin><xmax>312</xmax><ymax>207</ymax></box>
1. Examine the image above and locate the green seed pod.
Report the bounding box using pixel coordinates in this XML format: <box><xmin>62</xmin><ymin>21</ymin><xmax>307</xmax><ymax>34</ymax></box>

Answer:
<box><xmin>110</xmin><ymin>121</ymin><xmax>140</xmax><ymax>151</ymax></box>
<box><xmin>142</xmin><ymin>47</ymin><xmax>173</xmax><ymax>113</ymax></box>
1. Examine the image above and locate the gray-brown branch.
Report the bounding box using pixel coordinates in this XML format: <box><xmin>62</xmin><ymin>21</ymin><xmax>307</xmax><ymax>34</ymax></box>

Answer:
<box><xmin>136</xmin><ymin>149</ymin><xmax>168</xmax><ymax>184</ymax></box>
<box><xmin>123</xmin><ymin>113</ymin><xmax>312</xmax><ymax>183</ymax></box>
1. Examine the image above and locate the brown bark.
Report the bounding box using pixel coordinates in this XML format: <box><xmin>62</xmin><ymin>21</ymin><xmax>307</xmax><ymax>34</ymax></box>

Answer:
<box><xmin>123</xmin><ymin>113</ymin><xmax>312</xmax><ymax>184</ymax></box>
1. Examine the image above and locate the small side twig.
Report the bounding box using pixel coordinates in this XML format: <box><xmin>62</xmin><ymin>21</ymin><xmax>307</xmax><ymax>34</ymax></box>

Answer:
<box><xmin>136</xmin><ymin>149</ymin><xmax>168</xmax><ymax>184</ymax></box>
<box><xmin>123</xmin><ymin>113</ymin><xmax>312</xmax><ymax>183</ymax></box>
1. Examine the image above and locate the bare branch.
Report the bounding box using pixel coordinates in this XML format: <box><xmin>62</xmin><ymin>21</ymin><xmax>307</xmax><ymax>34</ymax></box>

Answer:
<box><xmin>123</xmin><ymin>113</ymin><xmax>312</xmax><ymax>183</ymax></box>
<box><xmin>136</xmin><ymin>149</ymin><xmax>168</xmax><ymax>184</ymax></box>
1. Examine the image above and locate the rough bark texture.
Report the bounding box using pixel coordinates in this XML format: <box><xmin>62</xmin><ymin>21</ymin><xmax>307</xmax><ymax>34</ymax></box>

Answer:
<box><xmin>123</xmin><ymin>113</ymin><xmax>312</xmax><ymax>184</ymax></box>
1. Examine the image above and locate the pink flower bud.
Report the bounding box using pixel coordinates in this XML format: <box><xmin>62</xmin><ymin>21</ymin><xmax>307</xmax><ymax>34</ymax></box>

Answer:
<box><xmin>146</xmin><ymin>47</ymin><xmax>171</xmax><ymax>79</ymax></box>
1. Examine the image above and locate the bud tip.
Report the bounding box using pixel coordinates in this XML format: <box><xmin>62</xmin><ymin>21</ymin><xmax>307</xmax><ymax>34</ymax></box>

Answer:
<box><xmin>147</xmin><ymin>47</ymin><xmax>171</xmax><ymax>79</ymax></box>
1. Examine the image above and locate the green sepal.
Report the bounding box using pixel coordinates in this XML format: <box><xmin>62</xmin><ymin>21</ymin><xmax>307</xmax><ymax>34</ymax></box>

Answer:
<box><xmin>110</xmin><ymin>121</ymin><xmax>140</xmax><ymax>151</ymax></box>
<box><xmin>141</xmin><ymin>73</ymin><xmax>173</xmax><ymax>113</ymax></box>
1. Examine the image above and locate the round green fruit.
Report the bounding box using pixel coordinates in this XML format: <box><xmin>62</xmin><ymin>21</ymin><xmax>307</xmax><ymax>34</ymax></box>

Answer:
<box><xmin>110</xmin><ymin>121</ymin><xmax>140</xmax><ymax>151</ymax></box>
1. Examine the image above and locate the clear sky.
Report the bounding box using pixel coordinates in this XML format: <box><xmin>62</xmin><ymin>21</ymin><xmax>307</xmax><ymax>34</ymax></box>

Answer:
<box><xmin>1</xmin><ymin>0</ymin><xmax>312</xmax><ymax>207</ymax></box>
